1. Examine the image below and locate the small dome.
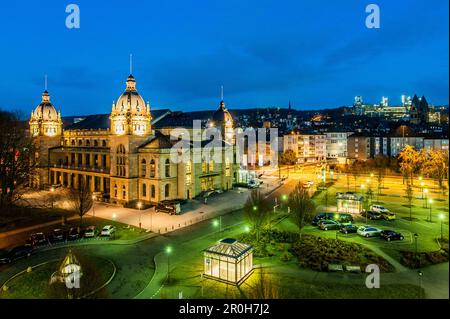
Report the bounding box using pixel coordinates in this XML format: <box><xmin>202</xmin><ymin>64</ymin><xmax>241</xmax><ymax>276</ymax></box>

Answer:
<box><xmin>211</xmin><ymin>100</ymin><xmax>233</xmax><ymax>126</ymax></box>
<box><xmin>31</xmin><ymin>90</ymin><xmax>59</xmax><ymax>121</ymax></box>
<box><xmin>114</xmin><ymin>74</ymin><xmax>148</xmax><ymax>116</ymax></box>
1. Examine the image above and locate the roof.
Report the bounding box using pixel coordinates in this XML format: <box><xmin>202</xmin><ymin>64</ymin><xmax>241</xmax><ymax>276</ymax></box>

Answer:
<box><xmin>153</xmin><ymin>111</ymin><xmax>207</xmax><ymax>128</ymax></box>
<box><xmin>204</xmin><ymin>238</ymin><xmax>253</xmax><ymax>258</ymax></box>
<box><xmin>63</xmin><ymin>109</ymin><xmax>171</xmax><ymax>130</ymax></box>
<box><xmin>139</xmin><ymin>131</ymin><xmax>174</xmax><ymax>149</ymax></box>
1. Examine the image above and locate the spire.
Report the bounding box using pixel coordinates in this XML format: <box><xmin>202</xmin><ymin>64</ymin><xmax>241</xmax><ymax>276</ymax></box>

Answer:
<box><xmin>221</xmin><ymin>85</ymin><xmax>224</xmax><ymax>101</ymax></box>
<box><xmin>129</xmin><ymin>53</ymin><xmax>133</xmax><ymax>75</ymax></box>
<box><xmin>288</xmin><ymin>100</ymin><xmax>291</xmax><ymax>111</ymax></box>
<box><xmin>44</xmin><ymin>74</ymin><xmax>48</xmax><ymax>91</ymax></box>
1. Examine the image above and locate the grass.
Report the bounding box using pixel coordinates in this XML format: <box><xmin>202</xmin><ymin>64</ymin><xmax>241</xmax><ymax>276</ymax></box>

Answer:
<box><xmin>0</xmin><ymin>206</ymin><xmax>74</xmax><ymax>233</ymax></box>
<box><xmin>0</xmin><ymin>251</ymin><xmax>114</xmax><ymax>299</ymax></box>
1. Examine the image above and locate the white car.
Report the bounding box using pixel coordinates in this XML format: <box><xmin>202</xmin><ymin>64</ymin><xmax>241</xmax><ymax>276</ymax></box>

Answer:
<box><xmin>370</xmin><ymin>205</ymin><xmax>390</xmax><ymax>213</ymax></box>
<box><xmin>357</xmin><ymin>226</ymin><xmax>382</xmax><ymax>238</ymax></box>
<box><xmin>84</xmin><ymin>226</ymin><xmax>97</xmax><ymax>238</ymax></box>
<box><xmin>101</xmin><ymin>225</ymin><xmax>116</xmax><ymax>237</ymax></box>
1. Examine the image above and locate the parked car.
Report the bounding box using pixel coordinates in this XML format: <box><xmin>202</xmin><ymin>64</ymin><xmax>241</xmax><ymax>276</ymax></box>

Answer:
<box><xmin>380</xmin><ymin>230</ymin><xmax>404</xmax><ymax>241</ymax></box>
<box><xmin>0</xmin><ymin>245</ymin><xmax>34</xmax><ymax>264</ymax></box>
<box><xmin>101</xmin><ymin>225</ymin><xmax>116</xmax><ymax>237</ymax></box>
<box><xmin>312</xmin><ymin>212</ymin><xmax>353</xmax><ymax>225</ymax></box>
<box><xmin>49</xmin><ymin>229</ymin><xmax>65</xmax><ymax>242</ymax></box>
<box><xmin>340</xmin><ymin>224</ymin><xmax>358</xmax><ymax>234</ymax></box>
<box><xmin>312</xmin><ymin>212</ymin><xmax>335</xmax><ymax>226</ymax></box>
<box><xmin>68</xmin><ymin>227</ymin><xmax>80</xmax><ymax>240</ymax></box>
<box><xmin>155</xmin><ymin>201</ymin><xmax>181</xmax><ymax>215</ymax></box>
<box><xmin>361</xmin><ymin>210</ymin><xmax>382</xmax><ymax>220</ymax></box>
<box><xmin>248</xmin><ymin>179</ymin><xmax>261</xmax><ymax>188</ymax></box>
<box><xmin>26</xmin><ymin>232</ymin><xmax>48</xmax><ymax>246</ymax></box>
<box><xmin>319</xmin><ymin>220</ymin><xmax>341</xmax><ymax>231</ymax></box>
<box><xmin>84</xmin><ymin>226</ymin><xmax>98</xmax><ymax>238</ymax></box>
<box><xmin>335</xmin><ymin>192</ymin><xmax>345</xmax><ymax>198</ymax></box>
<box><xmin>381</xmin><ymin>211</ymin><xmax>396</xmax><ymax>221</ymax></box>
<box><xmin>335</xmin><ymin>213</ymin><xmax>353</xmax><ymax>224</ymax></box>
<box><xmin>370</xmin><ymin>205</ymin><xmax>390</xmax><ymax>213</ymax></box>
<box><xmin>357</xmin><ymin>226</ymin><xmax>382</xmax><ymax>238</ymax></box>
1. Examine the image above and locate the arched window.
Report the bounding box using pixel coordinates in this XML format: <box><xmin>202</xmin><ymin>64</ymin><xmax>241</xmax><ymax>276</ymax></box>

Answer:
<box><xmin>86</xmin><ymin>140</ymin><xmax>90</xmax><ymax>147</ymax></box>
<box><xmin>102</xmin><ymin>140</ymin><xmax>107</xmax><ymax>147</ymax></box>
<box><xmin>78</xmin><ymin>139</ymin><xmax>83</xmax><ymax>146</ymax></box>
<box><xmin>94</xmin><ymin>140</ymin><xmax>98</xmax><ymax>147</ymax></box>
<box><xmin>141</xmin><ymin>159</ymin><xmax>147</xmax><ymax>177</ymax></box>
<box><xmin>165</xmin><ymin>159</ymin><xmax>170</xmax><ymax>177</ymax></box>
<box><xmin>165</xmin><ymin>184</ymin><xmax>170</xmax><ymax>198</ymax></box>
<box><xmin>142</xmin><ymin>183</ymin><xmax>147</xmax><ymax>197</ymax></box>
<box><xmin>71</xmin><ymin>139</ymin><xmax>75</xmax><ymax>146</ymax></box>
<box><xmin>114</xmin><ymin>184</ymin><xmax>118</xmax><ymax>198</ymax></box>
<box><xmin>116</xmin><ymin>144</ymin><xmax>126</xmax><ymax>177</ymax></box>
<box><xmin>150</xmin><ymin>159</ymin><xmax>156</xmax><ymax>178</ymax></box>
<box><xmin>151</xmin><ymin>185</ymin><xmax>156</xmax><ymax>198</ymax></box>
<box><xmin>122</xmin><ymin>185</ymin><xmax>126</xmax><ymax>199</ymax></box>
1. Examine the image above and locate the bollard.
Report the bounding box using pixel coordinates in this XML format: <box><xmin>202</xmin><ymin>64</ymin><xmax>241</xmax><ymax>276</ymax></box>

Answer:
<box><xmin>27</xmin><ymin>266</ymin><xmax>32</xmax><ymax>273</ymax></box>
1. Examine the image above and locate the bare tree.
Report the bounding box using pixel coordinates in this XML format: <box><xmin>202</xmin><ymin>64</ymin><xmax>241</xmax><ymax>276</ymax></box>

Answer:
<box><xmin>68</xmin><ymin>178</ymin><xmax>93</xmax><ymax>226</ymax></box>
<box><xmin>243</xmin><ymin>190</ymin><xmax>272</xmax><ymax>243</ymax></box>
<box><xmin>248</xmin><ymin>267</ymin><xmax>280</xmax><ymax>299</ymax></box>
<box><xmin>289</xmin><ymin>182</ymin><xmax>316</xmax><ymax>240</ymax></box>
<box><xmin>405</xmin><ymin>183</ymin><xmax>414</xmax><ymax>221</ymax></box>
<box><xmin>0</xmin><ymin>110</ymin><xmax>35</xmax><ymax>209</ymax></box>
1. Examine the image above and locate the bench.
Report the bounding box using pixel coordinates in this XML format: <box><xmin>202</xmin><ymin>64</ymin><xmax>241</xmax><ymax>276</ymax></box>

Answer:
<box><xmin>328</xmin><ymin>264</ymin><xmax>344</xmax><ymax>272</ymax></box>
<box><xmin>345</xmin><ymin>265</ymin><xmax>362</xmax><ymax>273</ymax></box>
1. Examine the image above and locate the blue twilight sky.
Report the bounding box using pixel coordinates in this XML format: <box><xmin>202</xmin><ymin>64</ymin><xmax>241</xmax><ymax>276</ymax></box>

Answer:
<box><xmin>0</xmin><ymin>0</ymin><xmax>448</xmax><ymax>116</ymax></box>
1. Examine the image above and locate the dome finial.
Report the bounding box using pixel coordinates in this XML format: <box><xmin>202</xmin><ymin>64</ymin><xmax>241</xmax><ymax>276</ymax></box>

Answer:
<box><xmin>44</xmin><ymin>74</ymin><xmax>48</xmax><ymax>91</ymax></box>
<box><xmin>220</xmin><ymin>85</ymin><xmax>224</xmax><ymax>102</ymax></box>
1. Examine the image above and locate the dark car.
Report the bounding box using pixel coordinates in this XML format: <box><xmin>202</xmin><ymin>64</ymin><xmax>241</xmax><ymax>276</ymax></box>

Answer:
<box><xmin>312</xmin><ymin>212</ymin><xmax>353</xmax><ymax>225</ymax></box>
<box><xmin>361</xmin><ymin>210</ymin><xmax>382</xmax><ymax>220</ymax></box>
<box><xmin>155</xmin><ymin>201</ymin><xmax>181</xmax><ymax>215</ymax></box>
<box><xmin>0</xmin><ymin>245</ymin><xmax>33</xmax><ymax>264</ymax></box>
<box><xmin>312</xmin><ymin>212</ymin><xmax>334</xmax><ymax>226</ymax></box>
<box><xmin>49</xmin><ymin>229</ymin><xmax>65</xmax><ymax>242</ymax></box>
<box><xmin>340</xmin><ymin>224</ymin><xmax>358</xmax><ymax>234</ymax></box>
<box><xmin>68</xmin><ymin>227</ymin><xmax>80</xmax><ymax>240</ymax></box>
<box><xmin>319</xmin><ymin>220</ymin><xmax>341</xmax><ymax>231</ymax></box>
<box><xmin>26</xmin><ymin>232</ymin><xmax>48</xmax><ymax>246</ymax></box>
<box><xmin>380</xmin><ymin>230</ymin><xmax>404</xmax><ymax>241</ymax></box>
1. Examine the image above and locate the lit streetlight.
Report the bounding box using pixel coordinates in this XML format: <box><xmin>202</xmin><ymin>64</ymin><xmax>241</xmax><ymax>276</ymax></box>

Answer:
<box><xmin>213</xmin><ymin>216</ymin><xmax>222</xmax><ymax>240</ymax></box>
<box><xmin>414</xmin><ymin>233</ymin><xmax>419</xmax><ymax>268</ymax></box>
<box><xmin>428</xmin><ymin>199</ymin><xmax>433</xmax><ymax>223</ymax></box>
<box><xmin>165</xmin><ymin>246</ymin><xmax>172</xmax><ymax>283</ymax></box>
<box><xmin>137</xmin><ymin>202</ymin><xmax>143</xmax><ymax>229</ymax></box>
<box><xmin>423</xmin><ymin>189</ymin><xmax>429</xmax><ymax>208</ymax></box>
<box><xmin>50</xmin><ymin>187</ymin><xmax>55</xmax><ymax>209</ymax></box>
<box><xmin>420</xmin><ymin>182</ymin><xmax>425</xmax><ymax>199</ymax></box>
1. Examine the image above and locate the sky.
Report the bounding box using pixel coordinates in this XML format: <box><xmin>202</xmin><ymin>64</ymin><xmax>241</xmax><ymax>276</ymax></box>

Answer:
<box><xmin>0</xmin><ymin>0</ymin><xmax>448</xmax><ymax>116</ymax></box>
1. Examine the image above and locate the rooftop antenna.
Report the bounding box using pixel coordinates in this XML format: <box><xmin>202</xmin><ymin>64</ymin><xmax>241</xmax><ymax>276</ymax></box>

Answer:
<box><xmin>220</xmin><ymin>85</ymin><xmax>224</xmax><ymax>101</ymax></box>
<box><xmin>129</xmin><ymin>53</ymin><xmax>133</xmax><ymax>75</ymax></box>
<box><xmin>45</xmin><ymin>74</ymin><xmax>48</xmax><ymax>91</ymax></box>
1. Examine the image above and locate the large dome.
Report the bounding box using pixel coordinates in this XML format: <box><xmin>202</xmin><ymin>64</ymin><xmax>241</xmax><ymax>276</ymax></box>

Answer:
<box><xmin>113</xmin><ymin>75</ymin><xmax>148</xmax><ymax>116</ymax></box>
<box><xmin>31</xmin><ymin>91</ymin><xmax>59</xmax><ymax>121</ymax></box>
<box><xmin>211</xmin><ymin>100</ymin><xmax>233</xmax><ymax>126</ymax></box>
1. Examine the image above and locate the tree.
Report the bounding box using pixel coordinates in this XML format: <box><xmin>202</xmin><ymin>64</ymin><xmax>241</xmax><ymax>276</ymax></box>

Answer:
<box><xmin>0</xmin><ymin>110</ymin><xmax>35</xmax><ymax>209</ymax></box>
<box><xmin>405</xmin><ymin>183</ymin><xmax>414</xmax><ymax>221</ymax></box>
<box><xmin>279</xmin><ymin>149</ymin><xmax>297</xmax><ymax>166</ymax></box>
<box><xmin>243</xmin><ymin>190</ymin><xmax>272</xmax><ymax>243</ymax></box>
<box><xmin>422</xmin><ymin>150</ymin><xmax>449</xmax><ymax>196</ymax></box>
<box><xmin>398</xmin><ymin>145</ymin><xmax>420</xmax><ymax>185</ymax></box>
<box><xmin>365</xmin><ymin>187</ymin><xmax>374</xmax><ymax>210</ymax></box>
<box><xmin>288</xmin><ymin>182</ymin><xmax>316</xmax><ymax>239</ymax></box>
<box><xmin>68</xmin><ymin>178</ymin><xmax>93</xmax><ymax>226</ymax></box>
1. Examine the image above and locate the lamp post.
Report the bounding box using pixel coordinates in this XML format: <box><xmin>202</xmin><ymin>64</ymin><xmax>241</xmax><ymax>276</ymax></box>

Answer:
<box><xmin>428</xmin><ymin>199</ymin><xmax>433</xmax><ymax>223</ymax></box>
<box><xmin>137</xmin><ymin>202</ymin><xmax>142</xmax><ymax>229</ymax></box>
<box><xmin>414</xmin><ymin>233</ymin><xmax>419</xmax><ymax>268</ymax></box>
<box><xmin>423</xmin><ymin>189</ymin><xmax>428</xmax><ymax>208</ymax></box>
<box><xmin>420</xmin><ymin>182</ymin><xmax>425</xmax><ymax>199</ymax></box>
<box><xmin>213</xmin><ymin>216</ymin><xmax>222</xmax><ymax>240</ymax></box>
<box><xmin>418</xmin><ymin>270</ymin><xmax>423</xmax><ymax>299</ymax></box>
<box><xmin>50</xmin><ymin>187</ymin><xmax>55</xmax><ymax>209</ymax></box>
<box><xmin>165</xmin><ymin>246</ymin><xmax>172</xmax><ymax>283</ymax></box>
<box><xmin>92</xmin><ymin>195</ymin><xmax>96</xmax><ymax>217</ymax></box>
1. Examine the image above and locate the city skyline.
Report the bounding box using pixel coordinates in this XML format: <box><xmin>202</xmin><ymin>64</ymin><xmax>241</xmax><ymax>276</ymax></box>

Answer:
<box><xmin>0</xmin><ymin>0</ymin><xmax>448</xmax><ymax>116</ymax></box>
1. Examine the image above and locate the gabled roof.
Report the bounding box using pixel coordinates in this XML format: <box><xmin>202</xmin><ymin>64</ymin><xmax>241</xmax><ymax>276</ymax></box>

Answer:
<box><xmin>139</xmin><ymin>131</ymin><xmax>174</xmax><ymax>149</ymax></box>
<box><xmin>204</xmin><ymin>238</ymin><xmax>253</xmax><ymax>258</ymax></box>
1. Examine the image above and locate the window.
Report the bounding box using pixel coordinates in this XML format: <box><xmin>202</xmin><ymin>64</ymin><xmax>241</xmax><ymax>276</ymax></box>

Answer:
<box><xmin>225</xmin><ymin>158</ymin><xmax>231</xmax><ymax>177</ymax></box>
<box><xmin>165</xmin><ymin>184</ymin><xmax>170</xmax><ymax>198</ymax></box>
<box><xmin>141</xmin><ymin>159</ymin><xmax>147</xmax><ymax>177</ymax></box>
<box><xmin>202</xmin><ymin>159</ymin><xmax>207</xmax><ymax>174</ymax></box>
<box><xmin>86</xmin><ymin>140</ymin><xmax>90</xmax><ymax>147</ymax></box>
<box><xmin>102</xmin><ymin>140</ymin><xmax>107</xmax><ymax>147</ymax></box>
<box><xmin>122</xmin><ymin>186</ymin><xmax>126</xmax><ymax>199</ymax></box>
<box><xmin>114</xmin><ymin>184</ymin><xmax>118</xmax><ymax>198</ymax></box>
<box><xmin>78</xmin><ymin>140</ymin><xmax>83</xmax><ymax>146</ymax></box>
<box><xmin>142</xmin><ymin>183</ymin><xmax>147</xmax><ymax>197</ymax></box>
<box><xmin>94</xmin><ymin>140</ymin><xmax>98</xmax><ymax>147</ymax></box>
<box><xmin>151</xmin><ymin>185</ymin><xmax>156</xmax><ymax>198</ymax></box>
<box><xmin>165</xmin><ymin>159</ymin><xmax>170</xmax><ymax>177</ymax></box>
<box><xmin>150</xmin><ymin>159</ymin><xmax>156</xmax><ymax>178</ymax></box>
<box><xmin>71</xmin><ymin>139</ymin><xmax>75</xmax><ymax>146</ymax></box>
<box><xmin>209</xmin><ymin>160</ymin><xmax>214</xmax><ymax>173</ymax></box>
<box><xmin>116</xmin><ymin>144</ymin><xmax>126</xmax><ymax>177</ymax></box>
<box><xmin>186</xmin><ymin>160</ymin><xmax>191</xmax><ymax>174</ymax></box>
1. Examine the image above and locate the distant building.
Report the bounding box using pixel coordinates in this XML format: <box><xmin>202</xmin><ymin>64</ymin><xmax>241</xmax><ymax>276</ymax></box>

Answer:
<box><xmin>410</xmin><ymin>94</ymin><xmax>429</xmax><ymax>125</ymax></box>
<box><xmin>325</xmin><ymin>132</ymin><xmax>352</xmax><ymax>164</ymax></box>
<box><xmin>284</xmin><ymin>132</ymin><xmax>326</xmax><ymax>163</ymax></box>
<box><xmin>347</xmin><ymin>134</ymin><xmax>371</xmax><ymax>161</ymax></box>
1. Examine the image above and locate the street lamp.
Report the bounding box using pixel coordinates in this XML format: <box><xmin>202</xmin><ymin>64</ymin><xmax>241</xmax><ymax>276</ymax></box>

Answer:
<box><xmin>165</xmin><ymin>246</ymin><xmax>172</xmax><ymax>283</ymax></box>
<box><xmin>418</xmin><ymin>270</ymin><xmax>423</xmax><ymax>299</ymax></box>
<box><xmin>50</xmin><ymin>187</ymin><xmax>55</xmax><ymax>209</ymax></box>
<box><xmin>213</xmin><ymin>217</ymin><xmax>222</xmax><ymax>240</ymax></box>
<box><xmin>423</xmin><ymin>189</ymin><xmax>428</xmax><ymax>208</ymax></box>
<box><xmin>137</xmin><ymin>202</ymin><xmax>143</xmax><ymax>229</ymax></box>
<box><xmin>92</xmin><ymin>195</ymin><xmax>96</xmax><ymax>217</ymax></box>
<box><xmin>428</xmin><ymin>199</ymin><xmax>433</xmax><ymax>223</ymax></box>
<box><xmin>244</xmin><ymin>225</ymin><xmax>250</xmax><ymax>233</ymax></box>
<box><xmin>420</xmin><ymin>182</ymin><xmax>425</xmax><ymax>199</ymax></box>
<box><xmin>414</xmin><ymin>233</ymin><xmax>419</xmax><ymax>268</ymax></box>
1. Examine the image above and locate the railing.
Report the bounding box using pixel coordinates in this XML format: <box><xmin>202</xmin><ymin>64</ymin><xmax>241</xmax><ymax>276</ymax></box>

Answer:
<box><xmin>52</xmin><ymin>164</ymin><xmax>110</xmax><ymax>173</ymax></box>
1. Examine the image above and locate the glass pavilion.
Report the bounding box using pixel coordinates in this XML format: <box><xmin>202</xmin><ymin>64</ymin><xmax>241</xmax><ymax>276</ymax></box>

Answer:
<box><xmin>203</xmin><ymin>238</ymin><xmax>254</xmax><ymax>285</ymax></box>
